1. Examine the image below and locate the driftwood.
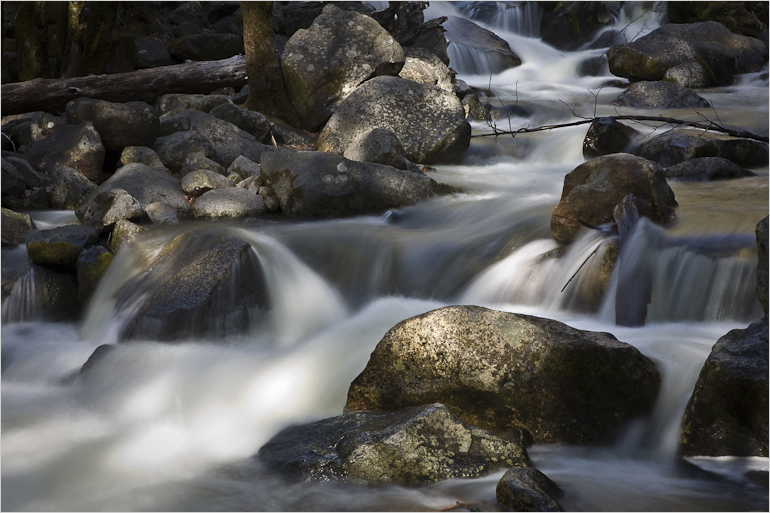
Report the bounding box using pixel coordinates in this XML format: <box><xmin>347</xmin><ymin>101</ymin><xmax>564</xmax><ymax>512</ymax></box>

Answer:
<box><xmin>1</xmin><ymin>55</ymin><xmax>248</xmax><ymax>116</ymax></box>
<box><xmin>473</xmin><ymin>115</ymin><xmax>770</xmax><ymax>144</ymax></box>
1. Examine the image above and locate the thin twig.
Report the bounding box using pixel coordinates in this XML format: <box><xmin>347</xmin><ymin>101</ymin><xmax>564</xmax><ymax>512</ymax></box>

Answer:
<box><xmin>561</xmin><ymin>241</ymin><xmax>603</xmax><ymax>292</ymax></box>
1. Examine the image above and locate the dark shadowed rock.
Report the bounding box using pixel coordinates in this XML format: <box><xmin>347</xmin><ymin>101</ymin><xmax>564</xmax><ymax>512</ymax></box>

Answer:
<box><xmin>210</xmin><ymin>102</ymin><xmax>272</xmax><ymax>144</ymax></box>
<box><xmin>21</xmin><ymin>121</ymin><xmax>105</xmax><ymax>182</ymax></box>
<box><xmin>611</xmin><ymin>81</ymin><xmax>710</xmax><ymax>109</ymax></box>
<box><xmin>540</xmin><ymin>2</ymin><xmax>619</xmax><ymax>51</ymax></box>
<box><xmin>551</xmin><ymin>153</ymin><xmax>677</xmax><ymax>243</ymax></box>
<box><xmin>345</xmin><ymin>305</ymin><xmax>661</xmax><ymax>445</ymax></box>
<box><xmin>192</xmin><ymin>187</ymin><xmax>266</xmax><ymax>219</ymax></box>
<box><xmin>169</xmin><ymin>33</ymin><xmax>244</xmax><ymax>62</ymax></box>
<box><xmin>228</xmin><ymin>155</ymin><xmax>261</xmax><ymax>180</ymax></box>
<box><xmin>180</xmin><ymin>152</ymin><xmax>226</xmax><ymax>177</ymax></box>
<box><xmin>156</xmin><ymin>93</ymin><xmax>232</xmax><ymax>115</ymax></box>
<box><xmin>757</xmin><ymin>216</ymin><xmax>768</xmax><ymax>315</ymax></box>
<box><xmin>144</xmin><ymin>202</ymin><xmax>179</xmax><ymax>224</ymax></box>
<box><xmin>281</xmin><ymin>4</ymin><xmax>405</xmax><ymax>132</ymax></box>
<box><xmin>444</xmin><ymin>16</ymin><xmax>521</xmax><ymax>74</ymax></box>
<box><xmin>635</xmin><ymin>129</ymin><xmax>769</xmax><ymax>168</ymax></box>
<box><xmin>496</xmin><ymin>467</ymin><xmax>564</xmax><ymax>512</ymax></box>
<box><xmin>76</xmin><ymin>163</ymin><xmax>191</xmax><ymax>221</ymax></box>
<box><xmin>26</xmin><ymin>225</ymin><xmax>100</xmax><ymax>272</ymax></box>
<box><xmin>134</xmin><ymin>36</ymin><xmax>173</xmax><ymax>69</ymax></box>
<box><xmin>152</xmin><ymin>130</ymin><xmax>215</xmax><ymax>174</ymax></box>
<box><xmin>76</xmin><ymin>245</ymin><xmax>113</xmax><ymax>305</ymax></box>
<box><xmin>679</xmin><ymin>318</ymin><xmax>769</xmax><ymax>457</ymax></box>
<box><xmin>48</xmin><ymin>167</ymin><xmax>98</xmax><ymax>210</ymax></box>
<box><xmin>119</xmin><ymin>231</ymin><xmax>269</xmax><ymax>340</ymax></box>
<box><xmin>259</xmin><ymin>150</ymin><xmax>456</xmax><ymax>218</ymax></box>
<box><xmin>65</xmin><ymin>98</ymin><xmax>160</xmax><ymax>152</ymax></box>
<box><xmin>664</xmin><ymin>157</ymin><xmax>757</xmax><ymax>181</ymax></box>
<box><xmin>258</xmin><ymin>403</ymin><xmax>530</xmax><ymax>485</ymax></box>
<box><xmin>79</xmin><ymin>344</ymin><xmax>116</xmax><ymax>376</ymax></box>
<box><xmin>583</xmin><ymin>117</ymin><xmax>642</xmax><ymax>159</ymax></box>
<box><xmin>317</xmin><ymin>75</ymin><xmax>470</xmax><ymax>165</ymax></box>
<box><xmin>1</xmin><ymin>208</ymin><xmax>35</xmax><ymax>247</ymax></box>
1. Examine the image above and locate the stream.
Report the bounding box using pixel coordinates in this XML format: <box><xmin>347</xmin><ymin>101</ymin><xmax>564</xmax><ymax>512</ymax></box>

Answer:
<box><xmin>2</xmin><ymin>2</ymin><xmax>768</xmax><ymax>511</ymax></box>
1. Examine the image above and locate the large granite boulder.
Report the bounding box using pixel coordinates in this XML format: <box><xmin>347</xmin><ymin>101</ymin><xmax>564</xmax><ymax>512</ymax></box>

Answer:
<box><xmin>158</xmin><ymin>109</ymin><xmax>273</xmax><ymax>169</ymax></box>
<box><xmin>26</xmin><ymin>225</ymin><xmax>100</xmax><ymax>272</ymax></box>
<box><xmin>444</xmin><ymin>16</ymin><xmax>521</xmax><ymax>74</ymax></box>
<box><xmin>757</xmin><ymin>216</ymin><xmax>769</xmax><ymax>315</ymax></box>
<box><xmin>550</xmin><ymin>153</ymin><xmax>677</xmax><ymax>243</ymax></box>
<box><xmin>345</xmin><ymin>305</ymin><xmax>661</xmax><ymax>445</ymax></box>
<box><xmin>76</xmin><ymin>163</ymin><xmax>191</xmax><ymax>222</ymax></box>
<box><xmin>398</xmin><ymin>47</ymin><xmax>454</xmax><ymax>93</ymax></box>
<box><xmin>496</xmin><ymin>467</ymin><xmax>564</xmax><ymax>512</ymax></box>
<box><xmin>65</xmin><ymin>98</ymin><xmax>160</xmax><ymax>152</ymax></box>
<box><xmin>281</xmin><ymin>4</ymin><xmax>405</xmax><ymax>132</ymax></box>
<box><xmin>21</xmin><ymin>121</ymin><xmax>105</xmax><ymax>182</ymax></box>
<box><xmin>258</xmin><ymin>403</ymin><xmax>530</xmax><ymax>485</ymax></box>
<box><xmin>634</xmin><ymin>129</ymin><xmax>769</xmax><ymax>168</ymax></box>
<box><xmin>678</xmin><ymin>318</ymin><xmax>769</xmax><ymax>457</ymax></box>
<box><xmin>663</xmin><ymin>157</ymin><xmax>757</xmax><ymax>181</ymax></box>
<box><xmin>611</xmin><ymin>81</ymin><xmax>711</xmax><ymax>109</ymax></box>
<box><xmin>259</xmin><ymin>150</ymin><xmax>456</xmax><ymax>218</ymax></box>
<box><xmin>607</xmin><ymin>21</ymin><xmax>768</xmax><ymax>84</ymax></box>
<box><xmin>317</xmin><ymin>75</ymin><xmax>470</xmax><ymax>165</ymax></box>
<box><xmin>118</xmin><ymin>231</ymin><xmax>269</xmax><ymax>341</ymax></box>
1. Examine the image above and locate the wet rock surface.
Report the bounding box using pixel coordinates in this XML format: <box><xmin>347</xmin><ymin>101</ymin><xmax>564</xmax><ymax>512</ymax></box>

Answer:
<box><xmin>496</xmin><ymin>467</ymin><xmax>564</xmax><ymax>512</ymax></box>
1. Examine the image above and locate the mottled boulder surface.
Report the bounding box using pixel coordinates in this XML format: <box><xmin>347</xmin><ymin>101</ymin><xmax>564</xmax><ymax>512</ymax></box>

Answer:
<box><xmin>635</xmin><ymin>129</ymin><xmax>769</xmax><ymax>168</ymax></box>
<box><xmin>258</xmin><ymin>403</ymin><xmax>530</xmax><ymax>485</ymax></box>
<box><xmin>611</xmin><ymin>81</ymin><xmax>710</xmax><ymax>109</ymax></box>
<box><xmin>346</xmin><ymin>305</ymin><xmax>661</xmax><ymax>445</ymax></box>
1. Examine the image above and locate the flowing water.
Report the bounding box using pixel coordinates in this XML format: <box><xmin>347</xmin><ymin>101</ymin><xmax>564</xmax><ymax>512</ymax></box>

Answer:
<box><xmin>2</xmin><ymin>3</ymin><xmax>768</xmax><ymax>511</ymax></box>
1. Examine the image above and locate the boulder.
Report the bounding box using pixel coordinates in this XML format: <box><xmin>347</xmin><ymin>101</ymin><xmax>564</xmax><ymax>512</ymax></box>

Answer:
<box><xmin>607</xmin><ymin>21</ymin><xmax>768</xmax><ymax>84</ymax></box>
<box><xmin>76</xmin><ymin>245</ymin><xmax>113</xmax><ymax>305</ymax></box>
<box><xmin>81</xmin><ymin>189</ymin><xmax>145</xmax><ymax>233</ymax></box>
<box><xmin>144</xmin><ymin>202</ymin><xmax>179</xmax><ymax>225</ymax></box>
<box><xmin>134</xmin><ymin>35</ymin><xmax>173</xmax><ymax>69</ymax></box>
<box><xmin>156</xmin><ymin>93</ymin><xmax>232</xmax><ymax>115</ymax></box>
<box><xmin>119</xmin><ymin>146</ymin><xmax>168</xmax><ymax>170</ymax></box>
<box><xmin>678</xmin><ymin>318</ymin><xmax>769</xmax><ymax>457</ymax></box>
<box><xmin>550</xmin><ymin>153</ymin><xmax>677</xmax><ymax>243</ymax></box>
<box><xmin>48</xmin><ymin>167</ymin><xmax>98</xmax><ymax>210</ymax></box>
<box><xmin>21</xmin><ymin>121</ymin><xmax>105</xmax><ymax>182</ymax></box>
<box><xmin>20</xmin><ymin>264</ymin><xmax>80</xmax><ymax>322</ymax></box>
<box><xmin>168</xmin><ymin>33</ymin><xmax>244</xmax><ymax>62</ymax></box>
<box><xmin>26</xmin><ymin>225</ymin><xmax>100</xmax><ymax>272</ymax></box>
<box><xmin>118</xmin><ymin>231</ymin><xmax>269</xmax><ymax>340</ymax></box>
<box><xmin>611</xmin><ymin>81</ymin><xmax>710</xmax><ymax>109</ymax></box>
<box><xmin>1</xmin><ymin>208</ymin><xmax>35</xmax><ymax>246</ymax></box>
<box><xmin>259</xmin><ymin>150</ymin><xmax>456</xmax><ymax>218</ymax></box>
<box><xmin>540</xmin><ymin>2</ymin><xmax>620</xmax><ymax>51</ymax></box>
<box><xmin>192</xmin><ymin>187</ymin><xmax>266</xmax><ymax>219</ymax></box>
<box><xmin>444</xmin><ymin>16</ymin><xmax>521</xmax><ymax>74</ymax></box>
<box><xmin>317</xmin><ymin>75</ymin><xmax>471</xmax><ymax>165</ymax></box>
<box><xmin>210</xmin><ymin>102</ymin><xmax>272</xmax><ymax>144</ymax></box>
<box><xmin>182</xmin><ymin>169</ymin><xmax>234</xmax><ymax>197</ymax></box>
<box><xmin>1</xmin><ymin>157</ymin><xmax>49</xmax><ymax>209</ymax></box>
<box><xmin>399</xmin><ymin>47</ymin><xmax>454</xmax><ymax>93</ymax></box>
<box><xmin>582</xmin><ymin>117</ymin><xmax>641</xmax><ymax>159</ymax></box>
<box><xmin>258</xmin><ymin>186</ymin><xmax>280</xmax><ymax>212</ymax></box>
<box><xmin>180</xmin><ymin>152</ymin><xmax>226</xmax><ymax>177</ymax></box>
<box><xmin>273</xmin><ymin>1</ymin><xmax>373</xmax><ymax>38</ymax></box>
<box><xmin>65</xmin><ymin>98</ymin><xmax>160</xmax><ymax>152</ymax></box>
<box><xmin>152</xmin><ymin>130</ymin><xmax>215</xmax><ymax>174</ymax></box>
<box><xmin>158</xmin><ymin>109</ymin><xmax>273</xmax><ymax>168</ymax></box>
<box><xmin>227</xmin><ymin>155</ymin><xmax>261</xmax><ymax>180</ymax></box>
<box><xmin>111</xmin><ymin>219</ymin><xmax>144</xmax><ymax>254</ymax></box>
<box><xmin>1</xmin><ymin>158</ymin><xmax>26</xmax><ymax>198</ymax></box>
<box><xmin>4</xmin><ymin>156</ymin><xmax>48</xmax><ymax>189</ymax></box>
<box><xmin>76</xmin><ymin>163</ymin><xmax>191</xmax><ymax>221</ymax></box>
<box><xmin>496</xmin><ymin>467</ymin><xmax>564</xmax><ymax>512</ymax></box>
<box><xmin>281</xmin><ymin>4</ymin><xmax>405</xmax><ymax>132</ymax></box>
<box><xmin>258</xmin><ymin>403</ymin><xmax>530</xmax><ymax>485</ymax></box>
<box><xmin>345</xmin><ymin>305</ymin><xmax>661</xmax><ymax>445</ymax></box>
<box><xmin>663</xmin><ymin>157</ymin><xmax>757</xmax><ymax>181</ymax></box>
<box><xmin>757</xmin><ymin>216</ymin><xmax>769</xmax><ymax>315</ymax></box>
<box><xmin>343</xmin><ymin>128</ymin><xmax>409</xmax><ymax>170</ymax></box>
<box><xmin>667</xmin><ymin>2</ymin><xmax>769</xmax><ymax>42</ymax></box>
<box><xmin>635</xmin><ymin>129</ymin><xmax>769</xmax><ymax>168</ymax></box>
<box><xmin>663</xmin><ymin>61</ymin><xmax>709</xmax><ymax>89</ymax></box>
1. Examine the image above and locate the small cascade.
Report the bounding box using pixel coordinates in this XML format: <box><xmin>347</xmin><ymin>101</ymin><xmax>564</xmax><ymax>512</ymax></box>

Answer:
<box><xmin>453</xmin><ymin>2</ymin><xmax>543</xmax><ymax>37</ymax></box>
<box><xmin>1</xmin><ymin>266</ymin><xmax>41</xmax><ymax>324</ymax></box>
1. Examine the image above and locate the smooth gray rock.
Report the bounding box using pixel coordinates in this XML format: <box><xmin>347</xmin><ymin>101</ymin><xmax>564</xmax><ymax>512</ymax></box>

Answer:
<box><xmin>182</xmin><ymin>169</ymin><xmax>234</xmax><ymax>197</ymax></box>
<box><xmin>679</xmin><ymin>318</ymin><xmax>769</xmax><ymax>457</ymax></box>
<box><xmin>346</xmin><ymin>305</ymin><xmax>661</xmax><ymax>445</ymax></box>
<box><xmin>192</xmin><ymin>187</ymin><xmax>266</xmax><ymax>219</ymax></box>
<box><xmin>444</xmin><ymin>16</ymin><xmax>521</xmax><ymax>74</ymax></box>
<box><xmin>152</xmin><ymin>130</ymin><xmax>214</xmax><ymax>174</ymax></box>
<box><xmin>635</xmin><ymin>129</ymin><xmax>769</xmax><ymax>168</ymax></box>
<box><xmin>48</xmin><ymin>166</ymin><xmax>98</xmax><ymax>210</ymax></box>
<box><xmin>180</xmin><ymin>152</ymin><xmax>226</xmax><ymax>177</ymax></box>
<box><xmin>259</xmin><ymin>150</ymin><xmax>456</xmax><ymax>218</ymax></box>
<box><xmin>343</xmin><ymin>128</ymin><xmax>409</xmax><ymax>170</ymax></box>
<box><xmin>144</xmin><ymin>202</ymin><xmax>179</xmax><ymax>224</ymax></box>
<box><xmin>258</xmin><ymin>403</ymin><xmax>531</xmax><ymax>485</ymax></box>
<box><xmin>210</xmin><ymin>102</ymin><xmax>272</xmax><ymax>144</ymax></box>
<box><xmin>317</xmin><ymin>76</ymin><xmax>470</xmax><ymax>164</ymax></box>
<box><xmin>119</xmin><ymin>146</ymin><xmax>167</xmax><ymax>169</ymax></box>
<box><xmin>65</xmin><ymin>98</ymin><xmax>160</xmax><ymax>152</ymax></box>
<box><xmin>227</xmin><ymin>155</ymin><xmax>261</xmax><ymax>180</ymax></box>
<box><xmin>399</xmin><ymin>47</ymin><xmax>454</xmax><ymax>93</ymax></box>
<box><xmin>664</xmin><ymin>157</ymin><xmax>756</xmax><ymax>181</ymax></box>
<box><xmin>611</xmin><ymin>81</ymin><xmax>710</xmax><ymax>109</ymax></box>
<box><xmin>496</xmin><ymin>467</ymin><xmax>564</xmax><ymax>512</ymax></box>
<box><xmin>663</xmin><ymin>61</ymin><xmax>709</xmax><ymax>88</ymax></box>
<box><xmin>281</xmin><ymin>4</ymin><xmax>405</xmax><ymax>132</ymax></box>
<box><xmin>1</xmin><ymin>208</ymin><xmax>35</xmax><ymax>246</ymax></box>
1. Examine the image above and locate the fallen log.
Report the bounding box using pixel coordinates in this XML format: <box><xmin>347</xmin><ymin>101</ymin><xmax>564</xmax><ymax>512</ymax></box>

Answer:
<box><xmin>1</xmin><ymin>55</ymin><xmax>248</xmax><ymax>116</ymax></box>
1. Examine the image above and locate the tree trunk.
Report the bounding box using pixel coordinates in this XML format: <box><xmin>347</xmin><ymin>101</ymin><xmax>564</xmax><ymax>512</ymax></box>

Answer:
<box><xmin>241</xmin><ymin>2</ymin><xmax>299</xmax><ymax>126</ymax></box>
<box><xmin>16</xmin><ymin>2</ymin><xmax>49</xmax><ymax>81</ymax></box>
<box><xmin>2</xmin><ymin>56</ymin><xmax>248</xmax><ymax>116</ymax></box>
<box><xmin>79</xmin><ymin>2</ymin><xmax>117</xmax><ymax>76</ymax></box>
<box><xmin>61</xmin><ymin>1</ymin><xmax>85</xmax><ymax>79</ymax></box>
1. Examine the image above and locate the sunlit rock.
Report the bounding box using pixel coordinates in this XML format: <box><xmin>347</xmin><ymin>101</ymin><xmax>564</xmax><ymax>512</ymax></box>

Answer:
<box><xmin>663</xmin><ymin>157</ymin><xmax>756</xmax><ymax>181</ymax></box>
<box><xmin>258</xmin><ymin>403</ymin><xmax>530</xmax><ymax>485</ymax></box>
<box><xmin>1</xmin><ymin>207</ymin><xmax>35</xmax><ymax>247</ymax></box>
<box><xmin>192</xmin><ymin>187</ymin><xmax>266</xmax><ymax>219</ymax></box>
<box><xmin>611</xmin><ymin>80</ymin><xmax>710</xmax><ymax>109</ymax></box>
<box><xmin>346</xmin><ymin>305</ymin><xmax>661</xmax><ymax>445</ymax></box>
<box><xmin>635</xmin><ymin>129</ymin><xmax>769</xmax><ymax>168</ymax></box>
<box><xmin>550</xmin><ymin>153</ymin><xmax>677</xmax><ymax>243</ymax></box>
<box><xmin>678</xmin><ymin>317</ymin><xmax>769</xmax><ymax>457</ymax></box>
<box><xmin>663</xmin><ymin>61</ymin><xmax>709</xmax><ymax>89</ymax></box>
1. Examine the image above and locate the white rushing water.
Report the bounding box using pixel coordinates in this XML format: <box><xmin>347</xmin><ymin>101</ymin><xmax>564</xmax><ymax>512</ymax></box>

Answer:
<box><xmin>2</xmin><ymin>2</ymin><xmax>768</xmax><ymax>511</ymax></box>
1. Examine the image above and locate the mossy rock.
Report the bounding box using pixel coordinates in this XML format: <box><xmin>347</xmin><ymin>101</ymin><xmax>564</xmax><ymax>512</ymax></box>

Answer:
<box><xmin>26</xmin><ymin>225</ymin><xmax>100</xmax><ymax>272</ymax></box>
